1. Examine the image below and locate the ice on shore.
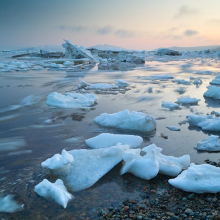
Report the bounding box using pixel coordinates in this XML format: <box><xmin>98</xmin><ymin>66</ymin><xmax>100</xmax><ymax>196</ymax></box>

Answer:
<box><xmin>210</xmin><ymin>75</ymin><xmax>220</xmax><ymax>85</ymax></box>
<box><xmin>166</xmin><ymin>126</ymin><xmax>181</xmax><ymax>131</ymax></box>
<box><xmin>86</xmin><ymin>133</ymin><xmax>143</xmax><ymax>149</ymax></box>
<box><xmin>94</xmin><ymin>109</ymin><xmax>156</xmax><ymax>132</ymax></box>
<box><xmin>161</xmin><ymin>101</ymin><xmax>180</xmax><ymax>110</ymax></box>
<box><xmin>187</xmin><ymin>114</ymin><xmax>220</xmax><ymax>131</ymax></box>
<box><xmin>46</xmin><ymin>92</ymin><xmax>97</xmax><ymax>108</ymax></box>
<box><xmin>0</xmin><ymin>195</ymin><xmax>24</xmax><ymax>213</ymax></box>
<box><xmin>34</xmin><ymin>179</ymin><xmax>74</xmax><ymax>208</ymax></box>
<box><xmin>177</xmin><ymin>97</ymin><xmax>200</xmax><ymax>105</ymax></box>
<box><xmin>41</xmin><ymin>144</ymin><xmax>129</xmax><ymax>191</ymax></box>
<box><xmin>194</xmin><ymin>135</ymin><xmax>220</xmax><ymax>151</ymax></box>
<box><xmin>169</xmin><ymin>163</ymin><xmax>220</xmax><ymax>193</ymax></box>
<box><xmin>204</xmin><ymin>86</ymin><xmax>220</xmax><ymax>99</ymax></box>
<box><xmin>143</xmin><ymin>144</ymin><xmax>190</xmax><ymax>176</ymax></box>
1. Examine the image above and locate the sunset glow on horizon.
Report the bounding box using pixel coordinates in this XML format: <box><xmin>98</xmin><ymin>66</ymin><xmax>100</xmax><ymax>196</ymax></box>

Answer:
<box><xmin>0</xmin><ymin>0</ymin><xmax>220</xmax><ymax>50</ymax></box>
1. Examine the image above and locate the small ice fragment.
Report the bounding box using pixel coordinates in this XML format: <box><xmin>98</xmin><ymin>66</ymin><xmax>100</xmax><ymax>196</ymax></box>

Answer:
<box><xmin>0</xmin><ymin>195</ymin><xmax>24</xmax><ymax>213</ymax></box>
<box><xmin>166</xmin><ymin>126</ymin><xmax>181</xmax><ymax>131</ymax></box>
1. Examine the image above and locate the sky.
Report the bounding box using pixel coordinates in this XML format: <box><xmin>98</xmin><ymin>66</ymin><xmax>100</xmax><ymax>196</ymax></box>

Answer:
<box><xmin>0</xmin><ymin>0</ymin><xmax>220</xmax><ymax>50</ymax></box>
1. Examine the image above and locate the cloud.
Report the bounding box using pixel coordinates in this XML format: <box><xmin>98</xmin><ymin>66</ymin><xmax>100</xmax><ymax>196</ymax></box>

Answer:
<box><xmin>96</xmin><ymin>26</ymin><xmax>113</xmax><ymax>35</ymax></box>
<box><xmin>56</xmin><ymin>25</ymin><xmax>88</xmax><ymax>32</ymax></box>
<box><xmin>207</xmin><ymin>19</ymin><xmax>220</xmax><ymax>26</ymax></box>
<box><xmin>174</xmin><ymin>6</ymin><xmax>198</xmax><ymax>18</ymax></box>
<box><xmin>56</xmin><ymin>25</ymin><xmax>66</xmax><ymax>31</ymax></box>
<box><xmin>184</xmin><ymin>29</ymin><xmax>198</xmax><ymax>37</ymax></box>
<box><xmin>115</xmin><ymin>29</ymin><xmax>135</xmax><ymax>38</ymax></box>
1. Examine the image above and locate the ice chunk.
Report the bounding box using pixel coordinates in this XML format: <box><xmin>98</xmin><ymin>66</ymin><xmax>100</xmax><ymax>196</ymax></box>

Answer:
<box><xmin>161</xmin><ymin>101</ymin><xmax>180</xmax><ymax>110</ymax></box>
<box><xmin>115</xmin><ymin>79</ymin><xmax>130</xmax><ymax>87</ymax></box>
<box><xmin>143</xmin><ymin>144</ymin><xmax>190</xmax><ymax>176</ymax></box>
<box><xmin>193</xmin><ymin>77</ymin><xmax>203</xmax><ymax>85</ymax></box>
<box><xmin>204</xmin><ymin>86</ymin><xmax>220</xmax><ymax>99</ymax></box>
<box><xmin>34</xmin><ymin>179</ymin><xmax>74</xmax><ymax>208</ymax></box>
<box><xmin>166</xmin><ymin>126</ymin><xmax>181</xmax><ymax>131</ymax></box>
<box><xmin>172</xmin><ymin>79</ymin><xmax>191</xmax><ymax>85</ymax></box>
<box><xmin>78</xmin><ymin>80</ymin><xmax>118</xmax><ymax>90</ymax></box>
<box><xmin>147</xmin><ymin>86</ymin><xmax>153</xmax><ymax>93</ymax></box>
<box><xmin>86</xmin><ymin>133</ymin><xmax>143</xmax><ymax>149</ymax></box>
<box><xmin>187</xmin><ymin>114</ymin><xmax>220</xmax><ymax>131</ymax></box>
<box><xmin>94</xmin><ymin>109</ymin><xmax>156</xmax><ymax>132</ymax></box>
<box><xmin>195</xmin><ymin>135</ymin><xmax>220</xmax><ymax>151</ymax></box>
<box><xmin>177</xmin><ymin>97</ymin><xmax>200</xmax><ymax>105</ymax></box>
<box><xmin>175</xmin><ymin>87</ymin><xmax>186</xmax><ymax>94</ymax></box>
<box><xmin>210</xmin><ymin>75</ymin><xmax>220</xmax><ymax>85</ymax></box>
<box><xmin>41</xmin><ymin>144</ymin><xmax>128</xmax><ymax>191</ymax></box>
<box><xmin>46</xmin><ymin>92</ymin><xmax>97</xmax><ymax>108</ymax></box>
<box><xmin>0</xmin><ymin>195</ymin><xmax>24</xmax><ymax>213</ymax></box>
<box><xmin>120</xmin><ymin>149</ymin><xmax>159</xmax><ymax>180</ymax></box>
<box><xmin>169</xmin><ymin>163</ymin><xmax>220</xmax><ymax>193</ymax></box>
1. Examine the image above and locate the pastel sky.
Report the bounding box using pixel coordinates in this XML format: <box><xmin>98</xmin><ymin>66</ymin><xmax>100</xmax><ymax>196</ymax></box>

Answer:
<box><xmin>0</xmin><ymin>0</ymin><xmax>220</xmax><ymax>50</ymax></box>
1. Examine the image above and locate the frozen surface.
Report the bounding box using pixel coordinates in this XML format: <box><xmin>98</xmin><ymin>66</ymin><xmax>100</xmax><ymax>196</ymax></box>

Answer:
<box><xmin>194</xmin><ymin>135</ymin><xmax>220</xmax><ymax>151</ymax></box>
<box><xmin>46</xmin><ymin>92</ymin><xmax>97</xmax><ymax>108</ymax></box>
<box><xmin>86</xmin><ymin>133</ymin><xmax>143</xmax><ymax>149</ymax></box>
<box><xmin>94</xmin><ymin>109</ymin><xmax>156</xmax><ymax>132</ymax></box>
<box><xmin>34</xmin><ymin>179</ymin><xmax>74</xmax><ymax>208</ymax></box>
<box><xmin>204</xmin><ymin>86</ymin><xmax>220</xmax><ymax>99</ymax></box>
<box><xmin>161</xmin><ymin>101</ymin><xmax>180</xmax><ymax>110</ymax></box>
<box><xmin>0</xmin><ymin>195</ymin><xmax>24</xmax><ymax>213</ymax></box>
<box><xmin>177</xmin><ymin>97</ymin><xmax>200</xmax><ymax>105</ymax></box>
<box><xmin>187</xmin><ymin>114</ymin><xmax>220</xmax><ymax>131</ymax></box>
<box><xmin>169</xmin><ymin>163</ymin><xmax>220</xmax><ymax>193</ymax></box>
<box><xmin>41</xmin><ymin>144</ymin><xmax>129</xmax><ymax>191</ymax></box>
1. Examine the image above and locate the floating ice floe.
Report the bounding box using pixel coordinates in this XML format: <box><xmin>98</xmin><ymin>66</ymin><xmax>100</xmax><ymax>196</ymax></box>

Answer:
<box><xmin>41</xmin><ymin>144</ymin><xmax>129</xmax><ymax>191</ymax></box>
<box><xmin>210</xmin><ymin>75</ymin><xmax>220</xmax><ymax>85</ymax></box>
<box><xmin>172</xmin><ymin>79</ymin><xmax>191</xmax><ymax>85</ymax></box>
<box><xmin>193</xmin><ymin>77</ymin><xmax>203</xmax><ymax>85</ymax></box>
<box><xmin>169</xmin><ymin>163</ymin><xmax>220</xmax><ymax>193</ymax></box>
<box><xmin>204</xmin><ymin>86</ymin><xmax>220</xmax><ymax>99</ymax></box>
<box><xmin>78</xmin><ymin>80</ymin><xmax>118</xmax><ymax>90</ymax></box>
<box><xmin>161</xmin><ymin>101</ymin><xmax>180</xmax><ymax>110</ymax></box>
<box><xmin>120</xmin><ymin>144</ymin><xmax>190</xmax><ymax>179</ymax></box>
<box><xmin>194</xmin><ymin>135</ymin><xmax>220</xmax><ymax>151</ymax></box>
<box><xmin>34</xmin><ymin>179</ymin><xmax>74</xmax><ymax>208</ymax></box>
<box><xmin>177</xmin><ymin>97</ymin><xmax>200</xmax><ymax>105</ymax></box>
<box><xmin>46</xmin><ymin>92</ymin><xmax>97</xmax><ymax>109</ymax></box>
<box><xmin>0</xmin><ymin>195</ymin><xmax>24</xmax><ymax>213</ymax></box>
<box><xmin>187</xmin><ymin>114</ymin><xmax>220</xmax><ymax>131</ymax></box>
<box><xmin>115</xmin><ymin>79</ymin><xmax>131</xmax><ymax>87</ymax></box>
<box><xmin>142</xmin><ymin>144</ymin><xmax>190</xmax><ymax>176</ymax></box>
<box><xmin>140</xmin><ymin>75</ymin><xmax>174</xmax><ymax>81</ymax></box>
<box><xmin>166</xmin><ymin>126</ymin><xmax>181</xmax><ymax>131</ymax></box>
<box><xmin>85</xmin><ymin>133</ymin><xmax>143</xmax><ymax>149</ymax></box>
<box><xmin>94</xmin><ymin>109</ymin><xmax>156</xmax><ymax>132</ymax></box>
<box><xmin>175</xmin><ymin>87</ymin><xmax>186</xmax><ymax>94</ymax></box>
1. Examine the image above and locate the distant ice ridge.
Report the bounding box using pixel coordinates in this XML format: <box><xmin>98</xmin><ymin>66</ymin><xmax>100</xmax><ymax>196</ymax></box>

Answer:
<box><xmin>41</xmin><ymin>144</ymin><xmax>129</xmax><ymax>191</ymax></box>
<box><xmin>169</xmin><ymin>163</ymin><xmax>220</xmax><ymax>193</ymax></box>
<box><xmin>204</xmin><ymin>86</ymin><xmax>220</xmax><ymax>99</ymax></box>
<box><xmin>34</xmin><ymin>179</ymin><xmax>74</xmax><ymax>208</ymax></box>
<box><xmin>0</xmin><ymin>195</ymin><xmax>24</xmax><ymax>213</ymax></box>
<box><xmin>120</xmin><ymin>144</ymin><xmax>190</xmax><ymax>180</ymax></box>
<box><xmin>161</xmin><ymin>101</ymin><xmax>180</xmax><ymax>110</ymax></box>
<box><xmin>46</xmin><ymin>92</ymin><xmax>97</xmax><ymax>108</ymax></box>
<box><xmin>177</xmin><ymin>97</ymin><xmax>200</xmax><ymax>105</ymax></box>
<box><xmin>86</xmin><ymin>133</ymin><xmax>143</xmax><ymax>149</ymax></box>
<box><xmin>194</xmin><ymin>135</ymin><xmax>220</xmax><ymax>151</ymax></box>
<box><xmin>187</xmin><ymin>114</ymin><xmax>220</xmax><ymax>131</ymax></box>
<box><xmin>94</xmin><ymin>109</ymin><xmax>156</xmax><ymax>132</ymax></box>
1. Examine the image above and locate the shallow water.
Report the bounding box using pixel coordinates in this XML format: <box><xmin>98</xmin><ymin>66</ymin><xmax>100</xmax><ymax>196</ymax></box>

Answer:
<box><xmin>0</xmin><ymin>53</ymin><xmax>220</xmax><ymax>219</ymax></box>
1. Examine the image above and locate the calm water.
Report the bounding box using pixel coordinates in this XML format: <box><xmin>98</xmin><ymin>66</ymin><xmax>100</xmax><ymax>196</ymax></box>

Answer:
<box><xmin>0</xmin><ymin>53</ymin><xmax>220</xmax><ymax>219</ymax></box>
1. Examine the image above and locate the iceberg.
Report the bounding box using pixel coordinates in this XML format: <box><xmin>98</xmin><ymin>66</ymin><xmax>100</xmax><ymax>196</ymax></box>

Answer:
<box><xmin>187</xmin><ymin>114</ymin><xmax>220</xmax><ymax>131</ymax></box>
<box><xmin>34</xmin><ymin>179</ymin><xmax>74</xmax><ymax>208</ymax></box>
<box><xmin>161</xmin><ymin>101</ymin><xmax>180</xmax><ymax>110</ymax></box>
<box><xmin>46</xmin><ymin>92</ymin><xmax>97</xmax><ymax>108</ymax></box>
<box><xmin>94</xmin><ymin>109</ymin><xmax>156</xmax><ymax>132</ymax></box>
<box><xmin>194</xmin><ymin>135</ymin><xmax>220</xmax><ymax>151</ymax></box>
<box><xmin>0</xmin><ymin>195</ymin><xmax>24</xmax><ymax>213</ymax></box>
<box><xmin>204</xmin><ymin>86</ymin><xmax>220</xmax><ymax>99</ymax></box>
<box><xmin>41</xmin><ymin>144</ymin><xmax>129</xmax><ymax>191</ymax></box>
<box><xmin>177</xmin><ymin>97</ymin><xmax>200</xmax><ymax>105</ymax></box>
<box><xmin>85</xmin><ymin>133</ymin><xmax>143</xmax><ymax>149</ymax></box>
<box><xmin>169</xmin><ymin>163</ymin><xmax>220</xmax><ymax>193</ymax></box>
